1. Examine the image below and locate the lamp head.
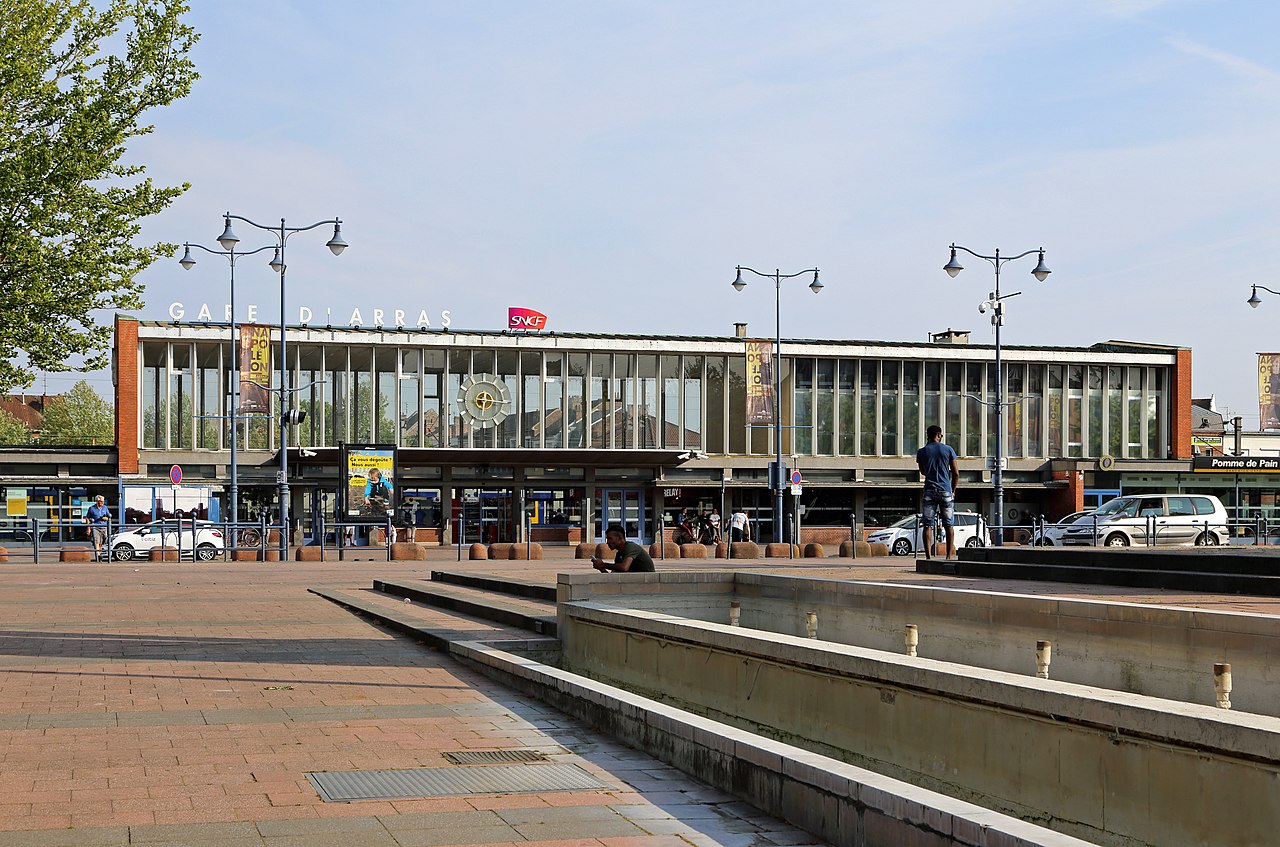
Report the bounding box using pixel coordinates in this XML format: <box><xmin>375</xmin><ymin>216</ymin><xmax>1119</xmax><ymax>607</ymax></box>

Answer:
<box><xmin>179</xmin><ymin>244</ymin><xmax>195</xmax><ymax>270</ymax></box>
<box><xmin>325</xmin><ymin>221</ymin><xmax>348</xmax><ymax>256</ymax></box>
<box><xmin>1031</xmin><ymin>250</ymin><xmax>1051</xmax><ymax>282</ymax></box>
<box><xmin>217</xmin><ymin>215</ymin><xmax>239</xmax><ymax>251</ymax></box>
<box><xmin>1248</xmin><ymin>286</ymin><xmax>1263</xmax><ymax>309</ymax></box>
<box><xmin>732</xmin><ymin>267</ymin><xmax>746</xmax><ymax>291</ymax></box>
<box><xmin>809</xmin><ymin>269</ymin><xmax>823</xmax><ymax>294</ymax></box>
<box><xmin>943</xmin><ymin>246</ymin><xmax>963</xmax><ymax>278</ymax></box>
<box><xmin>269</xmin><ymin>247</ymin><xmax>284</xmax><ymax>274</ymax></box>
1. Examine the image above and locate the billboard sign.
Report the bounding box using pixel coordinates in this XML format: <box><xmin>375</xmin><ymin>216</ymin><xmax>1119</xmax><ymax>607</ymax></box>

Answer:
<box><xmin>1193</xmin><ymin>455</ymin><xmax>1280</xmax><ymax>472</ymax></box>
<box><xmin>745</xmin><ymin>340</ymin><xmax>775</xmax><ymax>425</ymax></box>
<box><xmin>239</xmin><ymin>324</ymin><xmax>272</xmax><ymax>414</ymax></box>
<box><xmin>508</xmin><ymin>307</ymin><xmax>549</xmax><ymax>332</ymax></box>
<box><xmin>341</xmin><ymin>445</ymin><xmax>398</xmax><ymax>521</ymax></box>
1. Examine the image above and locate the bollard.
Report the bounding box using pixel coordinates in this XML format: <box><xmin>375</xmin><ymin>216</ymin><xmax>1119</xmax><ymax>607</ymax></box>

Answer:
<box><xmin>804</xmin><ymin>611</ymin><xmax>818</xmax><ymax>639</ymax></box>
<box><xmin>904</xmin><ymin>624</ymin><xmax>919</xmax><ymax>657</ymax></box>
<box><xmin>729</xmin><ymin>600</ymin><xmax>741</xmax><ymax>627</ymax></box>
<box><xmin>1036</xmin><ymin>641</ymin><xmax>1052</xmax><ymax>679</ymax></box>
<box><xmin>1214</xmin><ymin>663</ymin><xmax>1232</xmax><ymax>710</ymax></box>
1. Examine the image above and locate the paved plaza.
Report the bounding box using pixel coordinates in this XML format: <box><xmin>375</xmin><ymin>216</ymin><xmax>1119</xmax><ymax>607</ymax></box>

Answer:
<box><xmin>0</xmin><ymin>549</ymin><xmax>1276</xmax><ymax>846</ymax></box>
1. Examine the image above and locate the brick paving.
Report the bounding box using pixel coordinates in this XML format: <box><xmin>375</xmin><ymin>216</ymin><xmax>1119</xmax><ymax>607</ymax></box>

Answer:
<box><xmin>0</xmin><ymin>557</ymin><xmax>826</xmax><ymax>846</ymax></box>
<box><xmin>0</xmin><ymin>547</ymin><xmax>1277</xmax><ymax>846</ymax></box>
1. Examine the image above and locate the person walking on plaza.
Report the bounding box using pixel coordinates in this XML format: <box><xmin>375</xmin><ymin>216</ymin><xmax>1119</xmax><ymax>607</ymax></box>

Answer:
<box><xmin>590</xmin><ymin>524</ymin><xmax>656</xmax><ymax>572</ymax></box>
<box><xmin>85</xmin><ymin>495</ymin><xmax>111</xmax><ymax>560</ymax></box>
<box><xmin>729</xmin><ymin>507</ymin><xmax>750</xmax><ymax>543</ymax></box>
<box><xmin>916</xmin><ymin>424</ymin><xmax>959</xmax><ymax>560</ymax></box>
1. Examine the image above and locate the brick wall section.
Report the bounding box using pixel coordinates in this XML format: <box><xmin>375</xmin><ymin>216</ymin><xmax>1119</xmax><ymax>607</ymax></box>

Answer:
<box><xmin>1046</xmin><ymin>469</ymin><xmax>1083</xmax><ymax>520</ymax></box>
<box><xmin>115</xmin><ymin>316</ymin><xmax>139</xmax><ymax>474</ymax></box>
<box><xmin>1171</xmin><ymin>348</ymin><xmax>1192</xmax><ymax>459</ymax></box>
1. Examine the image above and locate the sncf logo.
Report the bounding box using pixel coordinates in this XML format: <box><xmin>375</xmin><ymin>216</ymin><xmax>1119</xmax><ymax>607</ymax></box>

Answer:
<box><xmin>508</xmin><ymin>307</ymin><xmax>548</xmax><ymax>331</ymax></box>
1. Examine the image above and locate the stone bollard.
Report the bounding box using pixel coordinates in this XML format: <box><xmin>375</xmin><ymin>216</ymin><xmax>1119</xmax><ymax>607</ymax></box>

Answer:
<box><xmin>715</xmin><ymin>541</ymin><xmax>729</xmax><ymax>558</ymax></box>
<box><xmin>512</xmin><ymin>542</ymin><xmax>543</xmax><ymax>560</ymax></box>
<box><xmin>60</xmin><ymin>548</ymin><xmax>94</xmax><ymax>563</ymax></box>
<box><xmin>294</xmin><ymin>546</ymin><xmax>325</xmax><ymax>562</ymax></box>
<box><xmin>1214</xmin><ymin>663</ymin><xmax>1232</xmax><ymax>709</ymax></box>
<box><xmin>390</xmin><ymin>542</ymin><xmax>427</xmax><ymax>561</ymax></box>
<box><xmin>489</xmin><ymin>543</ymin><xmax>514</xmax><ymax>560</ymax></box>
<box><xmin>803</xmin><ymin>543</ymin><xmax>825</xmax><ymax>558</ymax></box>
<box><xmin>149</xmin><ymin>546</ymin><xmax>179</xmax><ymax>562</ymax></box>
<box><xmin>595</xmin><ymin>542</ymin><xmax>612</xmax><ymax>561</ymax></box>
<box><xmin>804</xmin><ymin>610</ymin><xmax>818</xmax><ymax>639</ymax></box>
<box><xmin>729</xmin><ymin>541</ymin><xmax>760</xmax><ymax>559</ymax></box>
<box><xmin>574</xmin><ymin>542</ymin><xmax>595</xmax><ymax>559</ymax></box>
<box><xmin>468</xmin><ymin>543</ymin><xmax>488</xmax><ymax>560</ymax></box>
<box><xmin>904</xmin><ymin>624</ymin><xmax>918</xmax><ymax>657</ymax></box>
<box><xmin>1036</xmin><ymin>641</ymin><xmax>1052</xmax><ymax>679</ymax></box>
<box><xmin>729</xmin><ymin>600</ymin><xmax>741</xmax><ymax>627</ymax></box>
<box><xmin>679</xmin><ymin>543</ymin><xmax>708</xmax><ymax>559</ymax></box>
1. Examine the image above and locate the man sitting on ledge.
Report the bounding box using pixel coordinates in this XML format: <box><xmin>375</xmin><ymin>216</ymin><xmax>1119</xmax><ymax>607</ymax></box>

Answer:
<box><xmin>591</xmin><ymin>524</ymin><xmax>656</xmax><ymax>573</ymax></box>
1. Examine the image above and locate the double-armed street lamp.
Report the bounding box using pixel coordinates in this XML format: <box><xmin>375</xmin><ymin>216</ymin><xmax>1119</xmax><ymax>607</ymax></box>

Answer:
<box><xmin>943</xmin><ymin>244</ymin><xmax>1051</xmax><ymax>546</ymax></box>
<box><xmin>178</xmin><ymin>240</ymin><xmax>278</xmax><ymax>534</ymax></box>
<box><xmin>731</xmin><ymin>265</ymin><xmax>823</xmax><ymax>544</ymax></box>
<box><xmin>213</xmin><ymin>213</ymin><xmax>347</xmax><ymax>559</ymax></box>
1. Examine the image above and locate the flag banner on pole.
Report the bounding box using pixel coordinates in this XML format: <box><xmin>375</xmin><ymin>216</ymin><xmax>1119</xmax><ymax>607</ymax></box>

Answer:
<box><xmin>239</xmin><ymin>324</ymin><xmax>272</xmax><ymax>414</ymax></box>
<box><xmin>745</xmin><ymin>339</ymin><xmax>775</xmax><ymax>425</ymax></box>
<box><xmin>1260</xmin><ymin>353</ymin><xmax>1280</xmax><ymax>431</ymax></box>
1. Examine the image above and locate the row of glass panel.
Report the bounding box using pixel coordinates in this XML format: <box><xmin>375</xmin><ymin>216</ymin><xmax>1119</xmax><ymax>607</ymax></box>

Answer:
<box><xmin>138</xmin><ymin>342</ymin><xmax>1169</xmax><ymax>459</ymax></box>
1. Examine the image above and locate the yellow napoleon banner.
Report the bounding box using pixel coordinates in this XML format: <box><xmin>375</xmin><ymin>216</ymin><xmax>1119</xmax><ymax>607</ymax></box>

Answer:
<box><xmin>239</xmin><ymin>324</ymin><xmax>272</xmax><ymax>414</ymax></box>
<box><xmin>1261</xmin><ymin>354</ymin><xmax>1280</xmax><ymax>431</ymax></box>
<box><xmin>745</xmin><ymin>340</ymin><xmax>775</xmax><ymax>425</ymax></box>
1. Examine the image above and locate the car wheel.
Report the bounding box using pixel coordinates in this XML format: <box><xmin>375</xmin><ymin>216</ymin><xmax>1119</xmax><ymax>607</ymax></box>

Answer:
<box><xmin>1195</xmin><ymin>532</ymin><xmax>1218</xmax><ymax>547</ymax></box>
<box><xmin>112</xmin><ymin>544</ymin><xmax>135</xmax><ymax>561</ymax></box>
<box><xmin>964</xmin><ymin>537</ymin><xmax>983</xmax><ymax>548</ymax></box>
<box><xmin>1104</xmin><ymin>533</ymin><xmax>1130</xmax><ymax>548</ymax></box>
<box><xmin>196</xmin><ymin>542</ymin><xmax>218</xmax><ymax>561</ymax></box>
<box><xmin>891</xmin><ymin>538</ymin><xmax>912</xmax><ymax>556</ymax></box>
<box><xmin>1038</xmin><ymin>538</ymin><xmax>1054</xmax><ymax>547</ymax></box>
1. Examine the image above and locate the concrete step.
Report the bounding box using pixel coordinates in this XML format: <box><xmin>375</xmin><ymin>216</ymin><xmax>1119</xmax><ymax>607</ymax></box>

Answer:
<box><xmin>955</xmin><ymin>559</ymin><xmax>1280</xmax><ymax>595</ymax></box>
<box><xmin>309</xmin><ymin>587</ymin><xmax>559</xmax><ymax>657</ymax></box>
<box><xmin>374</xmin><ymin>578</ymin><xmax>558</xmax><ymax>636</ymax></box>
<box><xmin>430</xmin><ymin>569</ymin><xmax>557</xmax><ymax>602</ymax></box>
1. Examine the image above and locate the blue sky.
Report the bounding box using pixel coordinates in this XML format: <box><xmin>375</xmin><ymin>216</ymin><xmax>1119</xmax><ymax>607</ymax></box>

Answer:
<box><xmin>94</xmin><ymin>0</ymin><xmax>1280</xmax><ymax>422</ymax></box>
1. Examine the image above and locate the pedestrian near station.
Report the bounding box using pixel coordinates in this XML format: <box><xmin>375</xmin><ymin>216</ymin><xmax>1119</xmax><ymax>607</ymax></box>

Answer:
<box><xmin>85</xmin><ymin>495</ymin><xmax>111</xmax><ymax>559</ymax></box>
<box><xmin>916</xmin><ymin>424</ymin><xmax>959</xmax><ymax>560</ymax></box>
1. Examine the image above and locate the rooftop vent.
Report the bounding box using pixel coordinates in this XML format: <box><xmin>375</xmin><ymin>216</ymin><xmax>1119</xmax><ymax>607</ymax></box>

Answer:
<box><xmin>930</xmin><ymin>328</ymin><xmax>970</xmax><ymax>344</ymax></box>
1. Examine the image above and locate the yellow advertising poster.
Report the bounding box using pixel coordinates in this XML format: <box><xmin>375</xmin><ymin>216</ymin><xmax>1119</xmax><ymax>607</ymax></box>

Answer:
<box><xmin>745</xmin><ymin>340</ymin><xmax>774</xmax><ymax>425</ymax></box>
<box><xmin>6</xmin><ymin>488</ymin><xmax>27</xmax><ymax>518</ymax></box>
<box><xmin>1261</xmin><ymin>354</ymin><xmax>1280</xmax><ymax>431</ymax></box>
<box><xmin>239</xmin><ymin>324</ymin><xmax>272</xmax><ymax>414</ymax></box>
<box><xmin>343</xmin><ymin>447</ymin><xmax>397</xmax><ymax>520</ymax></box>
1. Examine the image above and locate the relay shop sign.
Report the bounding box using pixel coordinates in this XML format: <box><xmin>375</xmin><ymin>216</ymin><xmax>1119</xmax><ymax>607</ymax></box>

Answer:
<box><xmin>508</xmin><ymin>307</ymin><xmax>548</xmax><ymax>331</ymax></box>
<box><xmin>1193</xmin><ymin>456</ymin><xmax>1280</xmax><ymax>472</ymax></box>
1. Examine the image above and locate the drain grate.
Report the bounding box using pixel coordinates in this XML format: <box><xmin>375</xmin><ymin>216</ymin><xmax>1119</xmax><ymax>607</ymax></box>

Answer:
<box><xmin>306</xmin><ymin>763</ymin><xmax>609</xmax><ymax>802</ymax></box>
<box><xmin>443</xmin><ymin>749</ymin><xmax>548</xmax><ymax>765</ymax></box>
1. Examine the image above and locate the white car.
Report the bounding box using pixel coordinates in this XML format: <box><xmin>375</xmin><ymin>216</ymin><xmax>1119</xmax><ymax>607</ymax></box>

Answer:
<box><xmin>1060</xmin><ymin>494</ymin><xmax>1228</xmax><ymax>547</ymax></box>
<box><xmin>1032</xmin><ymin>511</ymin><xmax>1094</xmax><ymax>546</ymax></box>
<box><xmin>110</xmin><ymin>521</ymin><xmax>225</xmax><ymax>561</ymax></box>
<box><xmin>867</xmin><ymin>512</ymin><xmax>990</xmax><ymax>556</ymax></box>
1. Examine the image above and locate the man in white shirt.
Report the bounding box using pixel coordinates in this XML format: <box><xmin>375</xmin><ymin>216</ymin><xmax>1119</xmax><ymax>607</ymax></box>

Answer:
<box><xmin>729</xmin><ymin>508</ymin><xmax>750</xmax><ymax>543</ymax></box>
<box><xmin>708</xmin><ymin>507</ymin><xmax>722</xmax><ymax>542</ymax></box>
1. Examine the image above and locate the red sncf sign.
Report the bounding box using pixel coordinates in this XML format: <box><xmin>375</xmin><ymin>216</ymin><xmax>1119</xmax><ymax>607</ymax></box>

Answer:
<box><xmin>508</xmin><ymin>307</ymin><xmax>549</xmax><ymax>331</ymax></box>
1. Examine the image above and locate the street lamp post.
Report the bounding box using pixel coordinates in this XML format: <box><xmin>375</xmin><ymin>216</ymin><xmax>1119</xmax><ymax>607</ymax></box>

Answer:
<box><xmin>732</xmin><ymin>265</ymin><xmax>823</xmax><ymax>544</ymax></box>
<box><xmin>1247</xmin><ymin>285</ymin><xmax>1280</xmax><ymax>309</ymax></box>
<box><xmin>178</xmin><ymin>241</ymin><xmax>277</xmax><ymax>536</ymax></box>
<box><xmin>943</xmin><ymin>244</ymin><xmax>1051</xmax><ymax>546</ymax></box>
<box><xmin>216</xmin><ymin>213</ymin><xmax>348</xmax><ymax>560</ymax></box>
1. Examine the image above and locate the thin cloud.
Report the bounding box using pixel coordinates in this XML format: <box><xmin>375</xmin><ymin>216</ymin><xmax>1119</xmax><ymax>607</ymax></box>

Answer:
<box><xmin>1165</xmin><ymin>35</ymin><xmax>1280</xmax><ymax>85</ymax></box>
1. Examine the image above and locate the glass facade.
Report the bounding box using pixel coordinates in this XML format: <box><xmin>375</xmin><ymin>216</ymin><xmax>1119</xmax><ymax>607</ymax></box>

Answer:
<box><xmin>136</xmin><ymin>336</ymin><xmax>1172</xmax><ymax>461</ymax></box>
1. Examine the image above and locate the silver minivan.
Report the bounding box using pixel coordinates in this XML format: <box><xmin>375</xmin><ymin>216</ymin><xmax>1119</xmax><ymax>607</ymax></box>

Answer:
<box><xmin>1060</xmin><ymin>494</ymin><xmax>1228</xmax><ymax>547</ymax></box>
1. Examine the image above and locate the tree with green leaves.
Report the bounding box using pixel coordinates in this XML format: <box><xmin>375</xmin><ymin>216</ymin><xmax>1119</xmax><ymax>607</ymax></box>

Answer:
<box><xmin>39</xmin><ymin>379</ymin><xmax>114</xmax><ymax>444</ymax></box>
<box><xmin>0</xmin><ymin>407</ymin><xmax>31</xmax><ymax>445</ymax></box>
<box><xmin>0</xmin><ymin>1</ymin><xmax>199</xmax><ymax>393</ymax></box>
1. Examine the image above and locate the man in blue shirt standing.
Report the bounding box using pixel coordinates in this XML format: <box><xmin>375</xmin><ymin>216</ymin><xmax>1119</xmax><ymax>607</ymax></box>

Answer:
<box><xmin>85</xmin><ymin>495</ymin><xmax>111</xmax><ymax>560</ymax></box>
<box><xmin>916</xmin><ymin>425</ymin><xmax>959</xmax><ymax>560</ymax></box>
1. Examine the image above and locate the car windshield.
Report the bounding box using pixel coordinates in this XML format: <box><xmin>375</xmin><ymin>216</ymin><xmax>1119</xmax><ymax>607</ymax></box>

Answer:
<box><xmin>1095</xmin><ymin>498</ymin><xmax>1139</xmax><ymax>518</ymax></box>
<box><xmin>888</xmin><ymin>516</ymin><xmax>916</xmax><ymax>529</ymax></box>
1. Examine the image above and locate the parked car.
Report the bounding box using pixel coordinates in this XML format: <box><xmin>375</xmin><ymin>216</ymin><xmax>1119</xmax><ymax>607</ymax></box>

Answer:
<box><xmin>109</xmin><ymin>521</ymin><xmax>224</xmax><ymax>561</ymax></box>
<box><xmin>1032</xmin><ymin>511</ymin><xmax>1094</xmax><ymax>546</ymax></box>
<box><xmin>867</xmin><ymin>511</ymin><xmax>990</xmax><ymax>556</ymax></box>
<box><xmin>1060</xmin><ymin>494</ymin><xmax>1228</xmax><ymax>548</ymax></box>
<box><xmin>1227</xmin><ymin>525</ymin><xmax>1280</xmax><ymax>546</ymax></box>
